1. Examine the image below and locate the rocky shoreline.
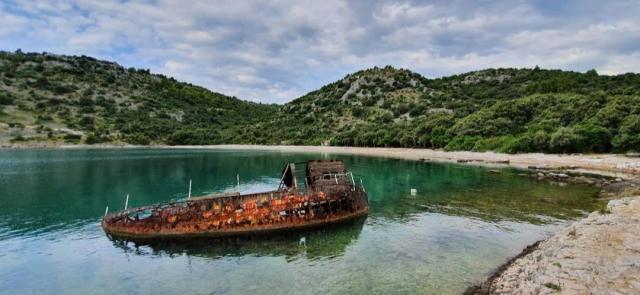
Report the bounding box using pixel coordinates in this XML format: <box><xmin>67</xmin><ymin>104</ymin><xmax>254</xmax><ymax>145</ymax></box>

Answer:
<box><xmin>4</xmin><ymin>144</ymin><xmax>639</xmax><ymax>293</ymax></box>
<box><xmin>465</xmin><ymin>179</ymin><xmax>640</xmax><ymax>295</ymax></box>
<box><xmin>521</xmin><ymin>166</ymin><xmax>629</xmax><ymax>189</ymax></box>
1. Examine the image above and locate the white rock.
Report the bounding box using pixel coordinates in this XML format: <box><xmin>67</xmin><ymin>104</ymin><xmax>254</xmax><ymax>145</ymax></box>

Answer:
<box><xmin>487</xmin><ymin>197</ymin><xmax>640</xmax><ymax>295</ymax></box>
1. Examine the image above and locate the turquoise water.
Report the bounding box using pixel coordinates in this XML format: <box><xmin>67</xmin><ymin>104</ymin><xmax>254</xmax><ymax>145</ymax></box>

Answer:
<box><xmin>0</xmin><ymin>149</ymin><xmax>601</xmax><ymax>294</ymax></box>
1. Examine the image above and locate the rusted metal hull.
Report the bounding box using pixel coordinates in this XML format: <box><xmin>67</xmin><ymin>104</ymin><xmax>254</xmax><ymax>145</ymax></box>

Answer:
<box><xmin>102</xmin><ymin>160</ymin><xmax>369</xmax><ymax>241</ymax></box>
<box><xmin>103</xmin><ymin>208</ymin><xmax>367</xmax><ymax>240</ymax></box>
<box><xmin>102</xmin><ymin>188</ymin><xmax>368</xmax><ymax>241</ymax></box>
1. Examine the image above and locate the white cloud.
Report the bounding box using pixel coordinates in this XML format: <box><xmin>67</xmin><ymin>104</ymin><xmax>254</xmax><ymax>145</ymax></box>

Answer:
<box><xmin>1</xmin><ymin>0</ymin><xmax>639</xmax><ymax>103</ymax></box>
<box><xmin>0</xmin><ymin>12</ymin><xmax>29</xmax><ymax>36</ymax></box>
<box><xmin>599</xmin><ymin>52</ymin><xmax>640</xmax><ymax>75</ymax></box>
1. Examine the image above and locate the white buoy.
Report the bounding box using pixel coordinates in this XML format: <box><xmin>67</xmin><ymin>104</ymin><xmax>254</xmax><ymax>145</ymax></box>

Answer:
<box><xmin>410</xmin><ymin>188</ymin><xmax>417</xmax><ymax>195</ymax></box>
<box><xmin>104</xmin><ymin>206</ymin><xmax>109</xmax><ymax>217</ymax></box>
<box><xmin>237</xmin><ymin>174</ymin><xmax>240</xmax><ymax>192</ymax></box>
<box><xmin>188</xmin><ymin>179</ymin><xmax>192</xmax><ymax>199</ymax></box>
<box><xmin>124</xmin><ymin>194</ymin><xmax>129</xmax><ymax>210</ymax></box>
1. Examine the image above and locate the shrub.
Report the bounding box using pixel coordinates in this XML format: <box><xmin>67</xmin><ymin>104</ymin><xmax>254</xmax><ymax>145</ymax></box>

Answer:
<box><xmin>63</xmin><ymin>133</ymin><xmax>82</xmax><ymax>143</ymax></box>
<box><xmin>126</xmin><ymin>133</ymin><xmax>151</xmax><ymax>145</ymax></box>
<box><xmin>78</xmin><ymin>116</ymin><xmax>95</xmax><ymax>129</ymax></box>
<box><xmin>473</xmin><ymin>136</ymin><xmax>517</xmax><ymax>152</ymax></box>
<box><xmin>409</xmin><ymin>104</ymin><xmax>426</xmax><ymax>117</ymax></box>
<box><xmin>573</xmin><ymin>122</ymin><xmax>611</xmax><ymax>152</ymax></box>
<box><xmin>613</xmin><ymin>115</ymin><xmax>640</xmax><ymax>151</ymax></box>
<box><xmin>352</xmin><ymin>106</ymin><xmax>365</xmax><ymax>117</ymax></box>
<box><xmin>79</xmin><ymin>96</ymin><xmax>94</xmax><ymax>107</ymax></box>
<box><xmin>530</xmin><ymin>130</ymin><xmax>550</xmax><ymax>151</ymax></box>
<box><xmin>500</xmin><ymin>135</ymin><xmax>533</xmax><ymax>154</ymax></box>
<box><xmin>36</xmin><ymin>114</ymin><xmax>53</xmax><ymax>123</ymax></box>
<box><xmin>380</xmin><ymin>111</ymin><xmax>394</xmax><ymax>123</ymax></box>
<box><xmin>85</xmin><ymin>132</ymin><xmax>110</xmax><ymax>144</ymax></box>
<box><xmin>550</xmin><ymin>127</ymin><xmax>579</xmax><ymax>153</ymax></box>
<box><xmin>444</xmin><ymin>136</ymin><xmax>479</xmax><ymax>151</ymax></box>
<box><xmin>52</xmin><ymin>83</ymin><xmax>75</xmax><ymax>95</ymax></box>
<box><xmin>0</xmin><ymin>93</ymin><xmax>14</xmax><ymax>105</ymax></box>
<box><xmin>168</xmin><ymin>129</ymin><xmax>219</xmax><ymax>145</ymax></box>
<box><xmin>10</xmin><ymin>135</ymin><xmax>25</xmax><ymax>142</ymax></box>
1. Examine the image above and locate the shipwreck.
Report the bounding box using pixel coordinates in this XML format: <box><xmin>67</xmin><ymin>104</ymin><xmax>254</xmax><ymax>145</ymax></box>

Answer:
<box><xmin>102</xmin><ymin>160</ymin><xmax>369</xmax><ymax>240</ymax></box>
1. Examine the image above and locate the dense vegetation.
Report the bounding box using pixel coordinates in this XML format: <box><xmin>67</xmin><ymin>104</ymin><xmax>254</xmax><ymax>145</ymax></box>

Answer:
<box><xmin>1</xmin><ymin>50</ymin><xmax>639</xmax><ymax>153</ymax></box>
<box><xmin>0</xmin><ymin>51</ymin><xmax>275</xmax><ymax>145</ymax></box>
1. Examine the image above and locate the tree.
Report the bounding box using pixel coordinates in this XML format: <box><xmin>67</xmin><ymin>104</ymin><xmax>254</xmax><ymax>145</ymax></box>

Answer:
<box><xmin>380</xmin><ymin>112</ymin><xmax>394</xmax><ymax>123</ymax></box>
<box><xmin>550</xmin><ymin>127</ymin><xmax>579</xmax><ymax>153</ymax></box>
<box><xmin>574</xmin><ymin>123</ymin><xmax>611</xmax><ymax>152</ymax></box>
<box><xmin>0</xmin><ymin>93</ymin><xmax>13</xmax><ymax>105</ymax></box>
<box><xmin>613</xmin><ymin>115</ymin><xmax>640</xmax><ymax>151</ymax></box>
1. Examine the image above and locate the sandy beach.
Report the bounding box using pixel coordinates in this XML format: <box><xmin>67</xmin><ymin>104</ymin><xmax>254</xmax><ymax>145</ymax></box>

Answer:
<box><xmin>207</xmin><ymin>145</ymin><xmax>640</xmax><ymax>178</ymax></box>
<box><xmin>4</xmin><ymin>143</ymin><xmax>640</xmax><ymax>178</ymax></box>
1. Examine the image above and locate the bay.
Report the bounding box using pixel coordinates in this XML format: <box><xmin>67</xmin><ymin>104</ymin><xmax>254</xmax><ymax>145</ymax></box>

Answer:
<box><xmin>0</xmin><ymin>149</ymin><xmax>601</xmax><ymax>294</ymax></box>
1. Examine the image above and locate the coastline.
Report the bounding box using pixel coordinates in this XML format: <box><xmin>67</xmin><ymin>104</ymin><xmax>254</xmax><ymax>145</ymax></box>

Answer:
<box><xmin>3</xmin><ymin>143</ymin><xmax>640</xmax><ymax>179</ymax></box>
<box><xmin>152</xmin><ymin>145</ymin><xmax>640</xmax><ymax>293</ymax></box>
<box><xmin>465</xmin><ymin>194</ymin><xmax>640</xmax><ymax>294</ymax></box>
<box><xmin>210</xmin><ymin>145</ymin><xmax>640</xmax><ymax>178</ymax></box>
<box><xmin>5</xmin><ymin>143</ymin><xmax>640</xmax><ymax>293</ymax></box>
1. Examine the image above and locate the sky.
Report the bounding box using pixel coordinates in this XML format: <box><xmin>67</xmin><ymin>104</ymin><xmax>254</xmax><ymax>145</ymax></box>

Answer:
<box><xmin>1</xmin><ymin>0</ymin><xmax>639</xmax><ymax>103</ymax></box>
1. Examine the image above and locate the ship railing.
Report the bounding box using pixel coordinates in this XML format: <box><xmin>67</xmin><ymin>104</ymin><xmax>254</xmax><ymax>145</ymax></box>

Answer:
<box><xmin>104</xmin><ymin>190</ymin><xmax>287</xmax><ymax>221</ymax></box>
<box><xmin>104</xmin><ymin>175</ymin><xmax>367</xmax><ymax>223</ymax></box>
<box><xmin>315</xmin><ymin>172</ymin><xmax>356</xmax><ymax>191</ymax></box>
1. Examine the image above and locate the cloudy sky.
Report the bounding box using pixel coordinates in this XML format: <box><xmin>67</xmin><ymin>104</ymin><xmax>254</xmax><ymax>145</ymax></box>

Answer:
<box><xmin>2</xmin><ymin>0</ymin><xmax>639</xmax><ymax>103</ymax></box>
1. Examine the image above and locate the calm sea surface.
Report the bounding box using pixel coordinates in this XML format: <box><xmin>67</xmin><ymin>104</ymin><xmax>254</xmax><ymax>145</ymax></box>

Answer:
<box><xmin>0</xmin><ymin>149</ymin><xmax>601</xmax><ymax>294</ymax></box>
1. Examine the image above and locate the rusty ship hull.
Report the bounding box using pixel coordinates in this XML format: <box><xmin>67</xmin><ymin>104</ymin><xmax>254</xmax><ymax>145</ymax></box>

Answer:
<box><xmin>102</xmin><ymin>160</ymin><xmax>369</xmax><ymax>240</ymax></box>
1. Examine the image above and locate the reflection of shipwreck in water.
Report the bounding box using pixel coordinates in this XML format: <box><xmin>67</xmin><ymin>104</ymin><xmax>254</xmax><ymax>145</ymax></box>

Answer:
<box><xmin>109</xmin><ymin>217</ymin><xmax>366</xmax><ymax>260</ymax></box>
<box><xmin>102</xmin><ymin>160</ymin><xmax>369</xmax><ymax>240</ymax></box>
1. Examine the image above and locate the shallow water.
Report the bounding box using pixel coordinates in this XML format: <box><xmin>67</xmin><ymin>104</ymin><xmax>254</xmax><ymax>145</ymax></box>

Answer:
<box><xmin>0</xmin><ymin>149</ymin><xmax>601</xmax><ymax>294</ymax></box>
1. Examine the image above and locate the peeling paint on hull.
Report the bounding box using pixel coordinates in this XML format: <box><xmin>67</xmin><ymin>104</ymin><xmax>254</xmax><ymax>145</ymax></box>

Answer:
<box><xmin>102</xmin><ymin>160</ymin><xmax>369</xmax><ymax>240</ymax></box>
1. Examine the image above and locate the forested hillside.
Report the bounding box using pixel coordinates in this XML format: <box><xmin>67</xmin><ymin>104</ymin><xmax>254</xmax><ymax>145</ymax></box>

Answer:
<box><xmin>1</xmin><ymin>51</ymin><xmax>639</xmax><ymax>153</ymax></box>
<box><xmin>264</xmin><ymin>66</ymin><xmax>640</xmax><ymax>153</ymax></box>
<box><xmin>0</xmin><ymin>51</ymin><xmax>276</xmax><ymax>145</ymax></box>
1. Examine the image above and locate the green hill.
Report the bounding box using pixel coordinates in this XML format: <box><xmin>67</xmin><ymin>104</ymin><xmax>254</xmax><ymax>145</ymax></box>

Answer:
<box><xmin>247</xmin><ymin>66</ymin><xmax>640</xmax><ymax>153</ymax></box>
<box><xmin>0</xmin><ymin>51</ymin><xmax>276</xmax><ymax>145</ymax></box>
<box><xmin>1</xmin><ymin>51</ymin><xmax>639</xmax><ymax>153</ymax></box>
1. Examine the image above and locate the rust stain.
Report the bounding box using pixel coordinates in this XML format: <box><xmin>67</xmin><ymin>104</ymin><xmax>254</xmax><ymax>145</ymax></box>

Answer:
<box><xmin>102</xmin><ymin>160</ymin><xmax>369</xmax><ymax>239</ymax></box>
